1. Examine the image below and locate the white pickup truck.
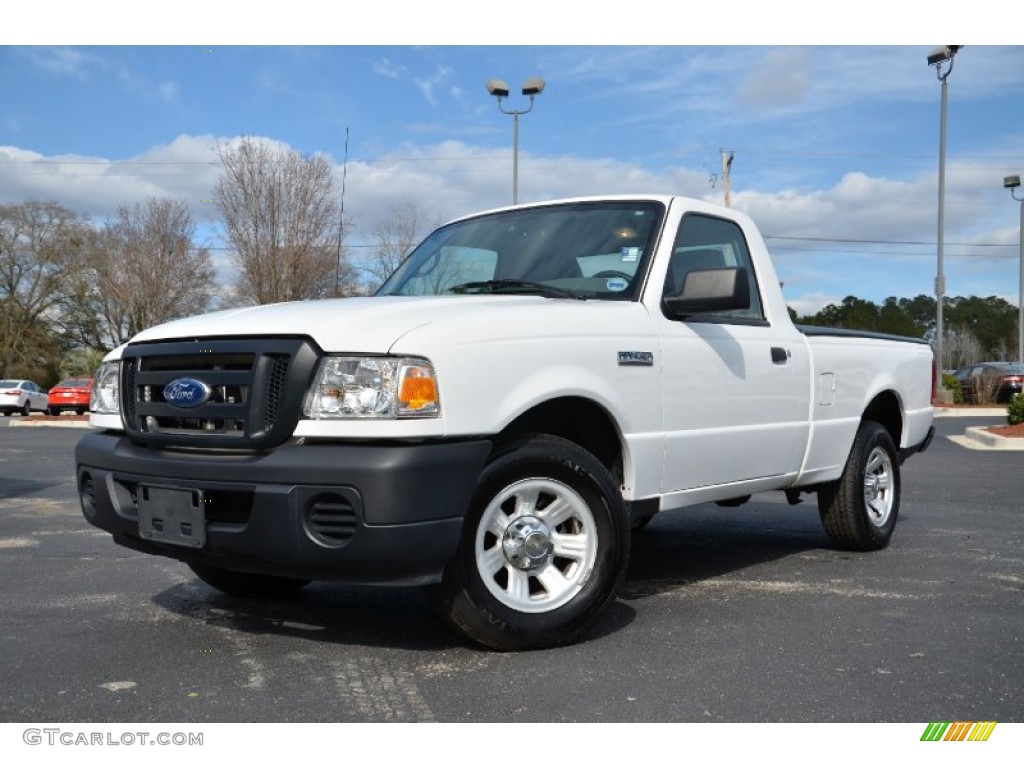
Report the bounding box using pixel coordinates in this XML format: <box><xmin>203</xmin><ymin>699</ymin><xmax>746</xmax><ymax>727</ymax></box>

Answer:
<box><xmin>76</xmin><ymin>195</ymin><xmax>935</xmax><ymax>650</ymax></box>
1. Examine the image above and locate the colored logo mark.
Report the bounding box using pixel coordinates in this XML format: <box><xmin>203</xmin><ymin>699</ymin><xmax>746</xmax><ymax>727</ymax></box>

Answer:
<box><xmin>163</xmin><ymin>378</ymin><xmax>211</xmax><ymax>409</ymax></box>
<box><xmin>921</xmin><ymin>721</ymin><xmax>997</xmax><ymax>742</ymax></box>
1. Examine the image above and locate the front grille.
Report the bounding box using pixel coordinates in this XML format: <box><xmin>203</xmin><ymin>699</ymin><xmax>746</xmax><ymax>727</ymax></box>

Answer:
<box><xmin>120</xmin><ymin>337</ymin><xmax>319</xmax><ymax>450</ymax></box>
<box><xmin>263</xmin><ymin>355</ymin><xmax>291</xmax><ymax>431</ymax></box>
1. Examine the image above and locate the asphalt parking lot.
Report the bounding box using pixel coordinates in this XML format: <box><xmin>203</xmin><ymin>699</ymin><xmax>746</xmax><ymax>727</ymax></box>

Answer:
<box><xmin>0</xmin><ymin>415</ymin><xmax>1021</xmax><ymax>723</ymax></box>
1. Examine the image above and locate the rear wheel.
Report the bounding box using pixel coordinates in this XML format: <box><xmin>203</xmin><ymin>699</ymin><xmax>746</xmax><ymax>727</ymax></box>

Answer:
<box><xmin>818</xmin><ymin>420</ymin><xmax>900</xmax><ymax>551</ymax></box>
<box><xmin>188</xmin><ymin>563</ymin><xmax>310</xmax><ymax>598</ymax></box>
<box><xmin>49</xmin><ymin>407</ymin><xmax>61</xmax><ymax>416</ymax></box>
<box><xmin>21</xmin><ymin>401</ymin><xmax>30</xmax><ymax>416</ymax></box>
<box><xmin>427</xmin><ymin>434</ymin><xmax>630</xmax><ymax>651</ymax></box>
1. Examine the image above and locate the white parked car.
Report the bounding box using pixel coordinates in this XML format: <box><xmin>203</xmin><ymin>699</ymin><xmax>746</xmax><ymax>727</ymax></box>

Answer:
<box><xmin>77</xmin><ymin>195</ymin><xmax>935</xmax><ymax>650</ymax></box>
<box><xmin>0</xmin><ymin>379</ymin><xmax>49</xmax><ymax>416</ymax></box>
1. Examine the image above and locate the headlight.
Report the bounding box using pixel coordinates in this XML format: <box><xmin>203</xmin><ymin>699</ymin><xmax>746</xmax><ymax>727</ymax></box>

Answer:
<box><xmin>304</xmin><ymin>356</ymin><xmax>440</xmax><ymax>419</ymax></box>
<box><xmin>91</xmin><ymin>361</ymin><xmax>121</xmax><ymax>415</ymax></box>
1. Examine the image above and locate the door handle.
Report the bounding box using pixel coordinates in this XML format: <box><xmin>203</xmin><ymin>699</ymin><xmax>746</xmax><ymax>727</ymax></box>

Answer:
<box><xmin>771</xmin><ymin>347</ymin><xmax>790</xmax><ymax>365</ymax></box>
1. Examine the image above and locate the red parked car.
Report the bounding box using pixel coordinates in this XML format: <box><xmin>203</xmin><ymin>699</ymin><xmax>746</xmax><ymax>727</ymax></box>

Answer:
<box><xmin>47</xmin><ymin>378</ymin><xmax>93</xmax><ymax>415</ymax></box>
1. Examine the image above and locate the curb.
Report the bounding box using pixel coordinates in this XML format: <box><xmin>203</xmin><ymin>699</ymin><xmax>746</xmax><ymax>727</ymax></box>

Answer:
<box><xmin>934</xmin><ymin>407</ymin><xmax>1006</xmax><ymax>418</ymax></box>
<box><xmin>949</xmin><ymin>427</ymin><xmax>1024</xmax><ymax>451</ymax></box>
<box><xmin>7</xmin><ymin>418</ymin><xmax>92</xmax><ymax>429</ymax></box>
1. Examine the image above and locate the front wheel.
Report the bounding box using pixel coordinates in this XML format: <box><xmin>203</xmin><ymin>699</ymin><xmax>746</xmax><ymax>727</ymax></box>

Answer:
<box><xmin>21</xmin><ymin>401</ymin><xmax>31</xmax><ymax>416</ymax></box>
<box><xmin>188</xmin><ymin>563</ymin><xmax>310</xmax><ymax>598</ymax></box>
<box><xmin>427</xmin><ymin>434</ymin><xmax>630</xmax><ymax>651</ymax></box>
<box><xmin>818</xmin><ymin>420</ymin><xmax>900</xmax><ymax>551</ymax></box>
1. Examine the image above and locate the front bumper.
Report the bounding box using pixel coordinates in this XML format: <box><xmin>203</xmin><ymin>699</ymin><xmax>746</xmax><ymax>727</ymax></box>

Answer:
<box><xmin>76</xmin><ymin>431</ymin><xmax>492</xmax><ymax>586</ymax></box>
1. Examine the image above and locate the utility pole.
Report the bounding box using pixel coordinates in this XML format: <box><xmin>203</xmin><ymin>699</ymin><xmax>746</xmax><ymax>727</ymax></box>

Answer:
<box><xmin>335</xmin><ymin>126</ymin><xmax>349</xmax><ymax>297</ymax></box>
<box><xmin>721</xmin><ymin>150</ymin><xmax>734</xmax><ymax>208</ymax></box>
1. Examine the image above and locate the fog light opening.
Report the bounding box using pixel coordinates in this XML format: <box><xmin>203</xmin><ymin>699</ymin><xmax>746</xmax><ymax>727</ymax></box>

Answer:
<box><xmin>79</xmin><ymin>472</ymin><xmax>98</xmax><ymax>518</ymax></box>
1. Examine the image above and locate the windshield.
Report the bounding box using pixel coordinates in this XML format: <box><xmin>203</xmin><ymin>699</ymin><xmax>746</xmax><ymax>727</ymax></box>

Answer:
<box><xmin>378</xmin><ymin>201</ymin><xmax>665</xmax><ymax>300</ymax></box>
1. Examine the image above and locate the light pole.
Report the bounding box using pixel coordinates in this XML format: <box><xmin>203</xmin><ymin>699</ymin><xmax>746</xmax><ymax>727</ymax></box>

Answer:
<box><xmin>1005</xmin><ymin>174</ymin><xmax>1024</xmax><ymax>364</ymax></box>
<box><xmin>927</xmin><ymin>45</ymin><xmax>961</xmax><ymax>386</ymax></box>
<box><xmin>486</xmin><ymin>77</ymin><xmax>545</xmax><ymax>205</ymax></box>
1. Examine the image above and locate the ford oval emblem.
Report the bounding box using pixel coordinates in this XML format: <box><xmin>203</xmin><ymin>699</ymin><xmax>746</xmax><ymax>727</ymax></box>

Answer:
<box><xmin>163</xmin><ymin>378</ymin><xmax>211</xmax><ymax>408</ymax></box>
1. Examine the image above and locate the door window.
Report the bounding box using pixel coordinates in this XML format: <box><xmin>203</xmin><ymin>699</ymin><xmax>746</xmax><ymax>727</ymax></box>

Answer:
<box><xmin>664</xmin><ymin>214</ymin><xmax>764</xmax><ymax>322</ymax></box>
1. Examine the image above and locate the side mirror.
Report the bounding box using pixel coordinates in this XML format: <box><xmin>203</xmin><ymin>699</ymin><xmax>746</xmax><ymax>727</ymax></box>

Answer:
<box><xmin>664</xmin><ymin>266</ymin><xmax>750</xmax><ymax>318</ymax></box>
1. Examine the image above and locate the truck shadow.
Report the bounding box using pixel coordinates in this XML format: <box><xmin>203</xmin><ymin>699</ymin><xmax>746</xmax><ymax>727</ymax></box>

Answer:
<box><xmin>623</xmin><ymin>500</ymin><xmax>833</xmax><ymax>600</ymax></box>
<box><xmin>149</xmin><ymin>499</ymin><xmax>833</xmax><ymax>651</ymax></box>
<box><xmin>151</xmin><ymin>579</ymin><xmax>461</xmax><ymax>652</ymax></box>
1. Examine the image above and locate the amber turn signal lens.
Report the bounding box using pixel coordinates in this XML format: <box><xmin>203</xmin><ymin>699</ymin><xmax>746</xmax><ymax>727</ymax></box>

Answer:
<box><xmin>399</xmin><ymin>368</ymin><xmax>438</xmax><ymax>411</ymax></box>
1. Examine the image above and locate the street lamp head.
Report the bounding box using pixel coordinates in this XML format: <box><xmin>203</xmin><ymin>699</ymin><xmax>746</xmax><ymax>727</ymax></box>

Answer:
<box><xmin>486</xmin><ymin>78</ymin><xmax>510</xmax><ymax>99</ymax></box>
<box><xmin>927</xmin><ymin>45</ymin><xmax>963</xmax><ymax>66</ymax></box>
<box><xmin>1004</xmin><ymin>175</ymin><xmax>1021</xmax><ymax>190</ymax></box>
<box><xmin>927</xmin><ymin>46</ymin><xmax>951</xmax><ymax>65</ymax></box>
<box><xmin>521</xmin><ymin>77</ymin><xmax>546</xmax><ymax>96</ymax></box>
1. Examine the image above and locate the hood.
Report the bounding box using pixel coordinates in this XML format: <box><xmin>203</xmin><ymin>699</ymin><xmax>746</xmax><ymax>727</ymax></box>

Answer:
<box><xmin>127</xmin><ymin>295</ymin><xmax>623</xmax><ymax>353</ymax></box>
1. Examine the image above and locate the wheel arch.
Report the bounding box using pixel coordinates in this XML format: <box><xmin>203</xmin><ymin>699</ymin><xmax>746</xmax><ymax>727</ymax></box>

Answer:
<box><xmin>499</xmin><ymin>396</ymin><xmax>625</xmax><ymax>481</ymax></box>
<box><xmin>862</xmin><ymin>389</ymin><xmax>903</xmax><ymax>447</ymax></box>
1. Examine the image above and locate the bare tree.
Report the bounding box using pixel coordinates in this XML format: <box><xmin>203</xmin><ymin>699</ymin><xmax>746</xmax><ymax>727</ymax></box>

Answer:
<box><xmin>62</xmin><ymin>198</ymin><xmax>215</xmax><ymax>349</ymax></box>
<box><xmin>945</xmin><ymin>324</ymin><xmax>984</xmax><ymax>370</ymax></box>
<box><xmin>365</xmin><ymin>200</ymin><xmax>446</xmax><ymax>289</ymax></box>
<box><xmin>0</xmin><ymin>201</ymin><xmax>92</xmax><ymax>377</ymax></box>
<box><xmin>215</xmin><ymin>138</ymin><xmax>357</xmax><ymax>304</ymax></box>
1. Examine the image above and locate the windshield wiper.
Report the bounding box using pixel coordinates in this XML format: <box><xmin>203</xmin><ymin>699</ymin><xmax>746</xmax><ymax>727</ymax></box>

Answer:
<box><xmin>449</xmin><ymin>279</ymin><xmax>586</xmax><ymax>300</ymax></box>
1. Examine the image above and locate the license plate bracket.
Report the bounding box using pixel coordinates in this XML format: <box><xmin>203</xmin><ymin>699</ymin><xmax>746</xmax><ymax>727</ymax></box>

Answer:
<box><xmin>138</xmin><ymin>485</ymin><xmax>206</xmax><ymax>549</ymax></box>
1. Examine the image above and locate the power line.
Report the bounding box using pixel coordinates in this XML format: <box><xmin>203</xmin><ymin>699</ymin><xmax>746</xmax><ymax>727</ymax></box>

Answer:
<box><xmin>765</xmin><ymin>235</ymin><xmax>1014</xmax><ymax>248</ymax></box>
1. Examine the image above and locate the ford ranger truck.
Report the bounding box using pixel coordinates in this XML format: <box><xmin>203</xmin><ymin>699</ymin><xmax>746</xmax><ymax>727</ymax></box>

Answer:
<box><xmin>76</xmin><ymin>195</ymin><xmax>935</xmax><ymax>650</ymax></box>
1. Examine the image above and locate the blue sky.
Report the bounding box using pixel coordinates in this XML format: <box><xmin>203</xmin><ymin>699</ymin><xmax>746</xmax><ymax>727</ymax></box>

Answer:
<box><xmin>3</xmin><ymin>6</ymin><xmax>1023</xmax><ymax>314</ymax></box>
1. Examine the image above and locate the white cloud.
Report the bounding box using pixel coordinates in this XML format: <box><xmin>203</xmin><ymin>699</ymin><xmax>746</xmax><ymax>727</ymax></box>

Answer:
<box><xmin>156</xmin><ymin>80</ymin><xmax>179</xmax><ymax>103</ymax></box>
<box><xmin>785</xmin><ymin>292</ymin><xmax>844</xmax><ymax>316</ymax></box>
<box><xmin>414</xmin><ymin>65</ymin><xmax>453</xmax><ymax>108</ymax></box>
<box><xmin>373</xmin><ymin>58</ymin><xmax>405</xmax><ymax>79</ymax></box>
<box><xmin>0</xmin><ymin>132</ymin><xmax>1017</xmax><ymax>303</ymax></box>
<box><xmin>19</xmin><ymin>46</ymin><xmax>96</xmax><ymax>77</ymax></box>
<box><xmin>0</xmin><ymin>136</ymin><xmax>221</xmax><ymax>223</ymax></box>
<box><xmin>736</xmin><ymin>48</ymin><xmax>810</xmax><ymax>107</ymax></box>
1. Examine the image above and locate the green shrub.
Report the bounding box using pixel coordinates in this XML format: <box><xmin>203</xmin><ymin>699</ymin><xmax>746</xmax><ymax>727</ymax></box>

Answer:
<box><xmin>1008</xmin><ymin>394</ymin><xmax>1024</xmax><ymax>425</ymax></box>
<box><xmin>941</xmin><ymin>374</ymin><xmax>963</xmax><ymax>405</ymax></box>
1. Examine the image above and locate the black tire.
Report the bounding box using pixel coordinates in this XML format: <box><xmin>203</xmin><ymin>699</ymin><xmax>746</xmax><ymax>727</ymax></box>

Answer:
<box><xmin>188</xmin><ymin>563</ymin><xmax>310</xmax><ymax>598</ymax></box>
<box><xmin>818</xmin><ymin>420</ymin><xmax>900</xmax><ymax>551</ymax></box>
<box><xmin>49</xmin><ymin>407</ymin><xmax>61</xmax><ymax>416</ymax></box>
<box><xmin>76</xmin><ymin>408</ymin><xmax>86</xmax><ymax>416</ymax></box>
<box><xmin>426</xmin><ymin>434</ymin><xmax>630</xmax><ymax>651</ymax></box>
<box><xmin>21</xmin><ymin>401</ymin><xmax>31</xmax><ymax>416</ymax></box>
